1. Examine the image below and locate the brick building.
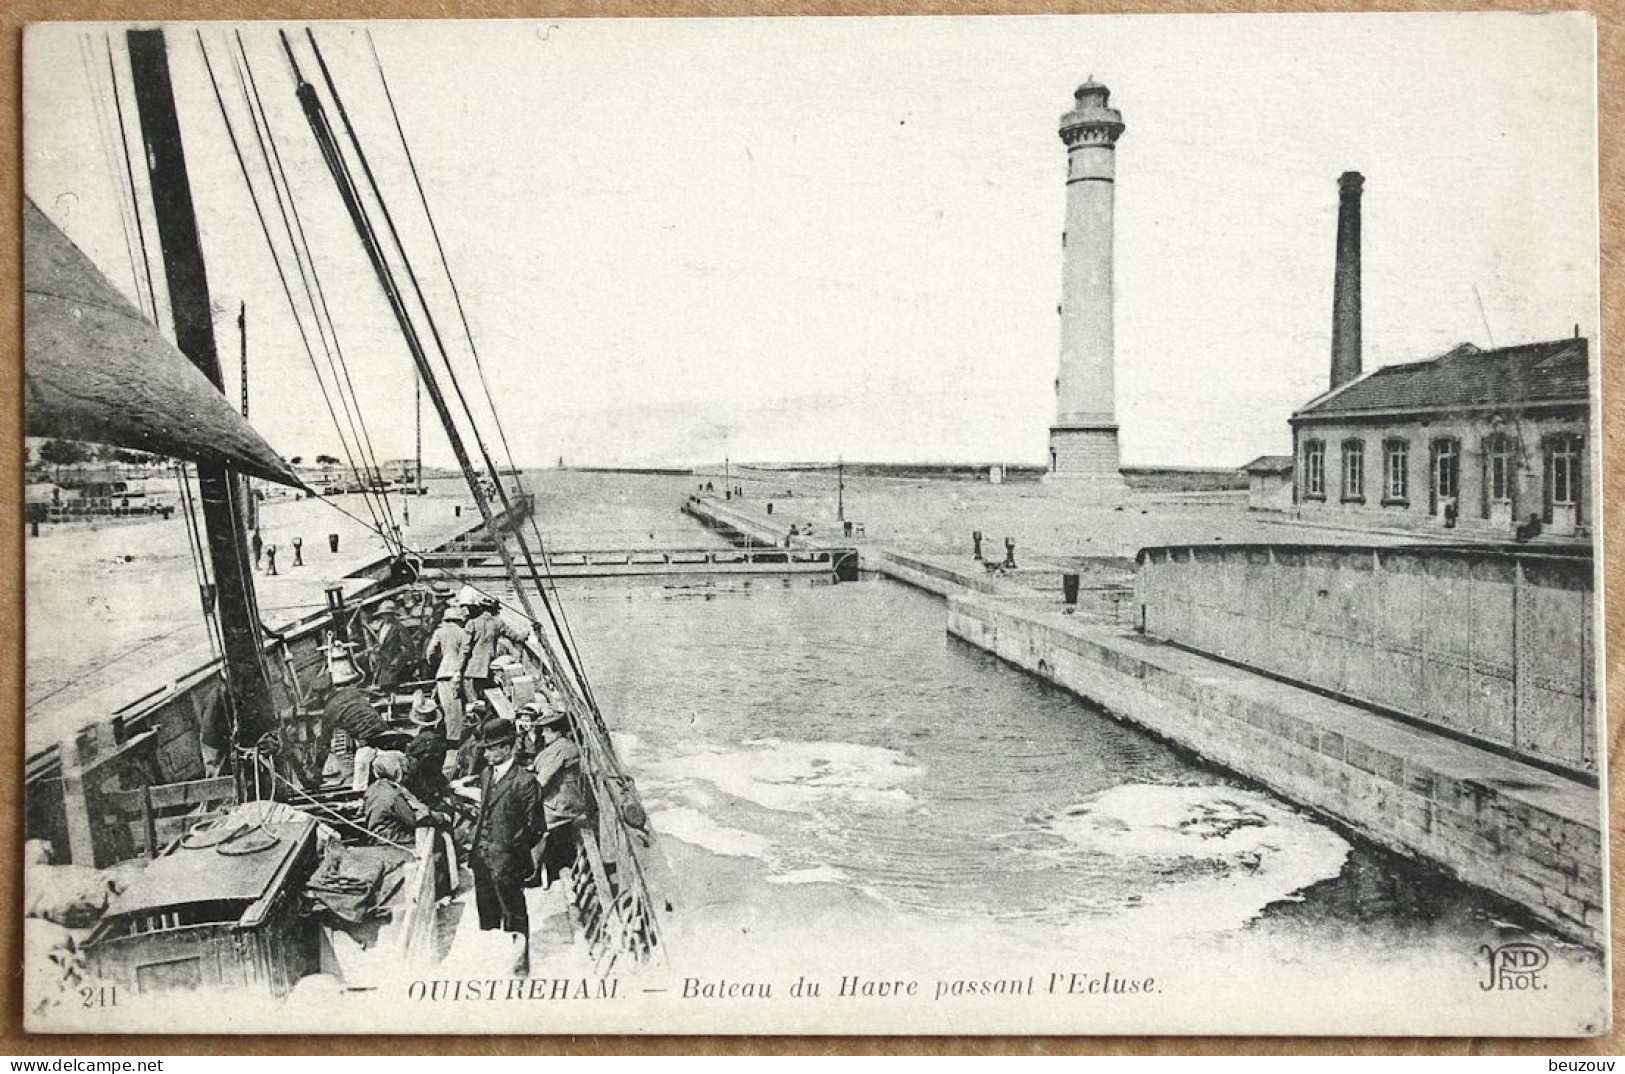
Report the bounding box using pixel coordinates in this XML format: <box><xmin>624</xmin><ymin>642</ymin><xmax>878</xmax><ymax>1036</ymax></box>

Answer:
<box><xmin>1288</xmin><ymin>336</ymin><xmax>1590</xmax><ymax>539</ymax></box>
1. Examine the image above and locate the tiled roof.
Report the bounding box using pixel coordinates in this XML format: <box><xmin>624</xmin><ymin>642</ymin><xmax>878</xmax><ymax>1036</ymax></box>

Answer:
<box><xmin>1295</xmin><ymin>338</ymin><xmax>1589</xmax><ymax>420</ymax></box>
<box><xmin>1241</xmin><ymin>455</ymin><xmax>1294</xmax><ymax>475</ymax></box>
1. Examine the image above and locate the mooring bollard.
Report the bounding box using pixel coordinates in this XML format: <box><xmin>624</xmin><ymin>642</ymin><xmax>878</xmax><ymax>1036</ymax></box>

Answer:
<box><xmin>329</xmin><ymin>533</ymin><xmax>340</xmax><ymax>554</ymax></box>
<box><xmin>972</xmin><ymin>529</ymin><xmax>983</xmax><ymax>561</ymax></box>
<box><xmin>1004</xmin><ymin>537</ymin><xmax>1016</xmax><ymax>569</ymax></box>
<box><xmin>1062</xmin><ymin>572</ymin><xmax>1080</xmax><ymax>605</ymax></box>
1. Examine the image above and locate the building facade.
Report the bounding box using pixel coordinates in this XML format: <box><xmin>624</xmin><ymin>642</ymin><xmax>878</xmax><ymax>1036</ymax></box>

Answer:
<box><xmin>1289</xmin><ymin>337</ymin><xmax>1590</xmax><ymax>539</ymax></box>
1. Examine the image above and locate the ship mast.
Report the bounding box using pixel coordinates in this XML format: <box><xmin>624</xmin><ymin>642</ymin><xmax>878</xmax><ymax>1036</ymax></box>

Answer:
<box><xmin>127</xmin><ymin>28</ymin><xmax>277</xmax><ymax>745</ymax></box>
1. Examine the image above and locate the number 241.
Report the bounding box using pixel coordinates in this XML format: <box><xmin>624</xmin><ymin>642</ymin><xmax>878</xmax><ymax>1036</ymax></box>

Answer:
<box><xmin>79</xmin><ymin>985</ymin><xmax>117</xmax><ymax>1008</ymax></box>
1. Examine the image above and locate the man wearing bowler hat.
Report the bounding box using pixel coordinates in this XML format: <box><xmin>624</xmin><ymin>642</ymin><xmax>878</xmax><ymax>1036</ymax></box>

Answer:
<box><xmin>469</xmin><ymin>717</ymin><xmax>542</xmax><ymax>970</ymax></box>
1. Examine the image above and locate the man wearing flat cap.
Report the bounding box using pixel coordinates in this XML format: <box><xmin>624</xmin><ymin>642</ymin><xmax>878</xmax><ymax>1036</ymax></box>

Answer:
<box><xmin>469</xmin><ymin>716</ymin><xmax>542</xmax><ymax>967</ymax></box>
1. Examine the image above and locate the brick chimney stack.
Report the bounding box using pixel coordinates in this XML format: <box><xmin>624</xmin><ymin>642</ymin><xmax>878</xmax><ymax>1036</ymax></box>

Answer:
<box><xmin>1330</xmin><ymin>171</ymin><xmax>1364</xmax><ymax>390</ymax></box>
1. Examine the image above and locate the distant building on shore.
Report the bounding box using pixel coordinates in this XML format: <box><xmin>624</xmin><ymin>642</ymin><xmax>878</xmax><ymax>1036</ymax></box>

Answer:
<box><xmin>1241</xmin><ymin>455</ymin><xmax>1295</xmax><ymax>512</ymax></box>
<box><xmin>1289</xmin><ymin>336</ymin><xmax>1591</xmax><ymax>539</ymax></box>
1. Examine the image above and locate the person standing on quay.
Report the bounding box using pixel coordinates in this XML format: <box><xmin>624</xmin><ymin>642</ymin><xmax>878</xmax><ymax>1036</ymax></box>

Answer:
<box><xmin>292</xmin><ymin>536</ymin><xmax>304</xmax><ymax>566</ymax></box>
<box><xmin>252</xmin><ymin>529</ymin><xmax>264</xmax><ymax>570</ymax></box>
<box><xmin>265</xmin><ymin>543</ymin><xmax>278</xmax><ymax>576</ymax></box>
<box><xmin>469</xmin><ymin>717</ymin><xmax>541</xmax><ymax>972</ymax></box>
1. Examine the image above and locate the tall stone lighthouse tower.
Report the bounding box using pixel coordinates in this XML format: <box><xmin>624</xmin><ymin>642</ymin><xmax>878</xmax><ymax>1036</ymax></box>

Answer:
<box><xmin>1045</xmin><ymin>80</ymin><xmax>1128</xmax><ymax>498</ymax></box>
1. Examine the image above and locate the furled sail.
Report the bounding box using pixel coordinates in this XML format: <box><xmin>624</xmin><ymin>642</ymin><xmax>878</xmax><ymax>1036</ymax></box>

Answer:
<box><xmin>24</xmin><ymin>197</ymin><xmax>302</xmax><ymax>488</ymax></box>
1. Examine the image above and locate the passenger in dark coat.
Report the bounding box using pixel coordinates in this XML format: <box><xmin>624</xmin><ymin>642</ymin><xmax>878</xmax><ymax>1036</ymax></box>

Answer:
<box><xmin>318</xmin><ymin>672</ymin><xmax>390</xmax><ymax>792</ymax></box>
<box><xmin>371</xmin><ymin>600</ymin><xmax>414</xmax><ymax>690</ymax></box>
<box><xmin>469</xmin><ymin>718</ymin><xmax>542</xmax><ymax>965</ymax></box>
<box><xmin>362</xmin><ymin>752</ymin><xmax>424</xmax><ymax>851</ymax></box>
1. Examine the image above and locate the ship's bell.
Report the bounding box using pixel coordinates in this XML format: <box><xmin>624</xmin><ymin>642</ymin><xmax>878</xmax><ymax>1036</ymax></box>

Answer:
<box><xmin>322</xmin><ymin>637</ymin><xmax>364</xmax><ymax>687</ymax></box>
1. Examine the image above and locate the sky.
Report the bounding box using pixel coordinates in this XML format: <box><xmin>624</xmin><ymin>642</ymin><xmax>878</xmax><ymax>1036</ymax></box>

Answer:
<box><xmin>23</xmin><ymin>14</ymin><xmax>1599</xmax><ymax>468</ymax></box>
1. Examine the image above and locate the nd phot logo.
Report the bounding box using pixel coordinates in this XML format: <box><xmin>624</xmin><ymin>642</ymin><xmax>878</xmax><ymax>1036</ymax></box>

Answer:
<box><xmin>1479</xmin><ymin>941</ymin><xmax>1549</xmax><ymax>992</ymax></box>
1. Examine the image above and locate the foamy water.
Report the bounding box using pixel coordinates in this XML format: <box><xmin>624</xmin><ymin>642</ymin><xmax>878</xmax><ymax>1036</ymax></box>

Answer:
<box><xmin>654</xmin><ymin>738</ymin><xmax>921</xmax><ymax>815</ymax></box>
<box><xmin>1007</xmin><ymin>784</ymin><xmax>1352</xmax><ymax>937</ymax></box>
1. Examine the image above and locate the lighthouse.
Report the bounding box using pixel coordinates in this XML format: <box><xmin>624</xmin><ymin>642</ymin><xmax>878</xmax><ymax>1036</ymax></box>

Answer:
<box><xmin>1045</xmin><ymin>80</ymin><xmax>1129</xmax><ymax>498</ymax></box>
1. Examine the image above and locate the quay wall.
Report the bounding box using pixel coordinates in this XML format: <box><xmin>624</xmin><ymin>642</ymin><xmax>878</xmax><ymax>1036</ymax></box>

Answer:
<box><xmin>866</xmin><ymin>549</ymin><xmax>1014</xmax><ymax>598</ymax></box>
<box><xmin>1136</xmin><ymin>544</ymin><xmax>1596</xmax><ymax>776</ymax></box>
<box><xmin>682</xmin><ymin>495</ymin><xmax>792</xmax><ymax>548</ymax></box>
<box><xmin>946</xmin><ymin>593</ymin><xmax>1604</xmax><ymax>945</ymax></box>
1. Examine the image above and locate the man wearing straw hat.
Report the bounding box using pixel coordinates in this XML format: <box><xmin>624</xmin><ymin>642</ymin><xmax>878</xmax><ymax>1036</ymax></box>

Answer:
<box><xmin>403</xmin><ymin>692</ymin><xmax>452</xmax><ymax>806</ymax></box>
<box><xmin>469</xmin><ymin>717</ymin><xmax>542</xmax><ymax>967</ymax></box>
<box><xmin>371</xmin><ymin>599</ymin><xmax>413</xmax><ymax>691</ymax></box>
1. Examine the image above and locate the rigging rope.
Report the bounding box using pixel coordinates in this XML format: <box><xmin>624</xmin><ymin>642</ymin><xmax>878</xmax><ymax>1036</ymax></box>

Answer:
<box><xmin>79</xmin><ymin>35</ymin><xmax>149</xmax><ymax>317</ymax></box>
<box><xmin>284</xmin><ymin>31</ymin><xmax>554</xmax><ymax>649</ymax></box>
<box><xmin>230</xmin><ymin>33</ymin><xmax>401</xmax><ymax>543</ymax></box>
<box><xmin>302</xmin><ymin>61</ymin><xmax>605</xmax><ymax>735</ymax></box>
<box><xmin>363</xmin><ymin>30</ymin><xmax>529</xmax><ymax>501</ymax></box>
<box><xmin>101</xmin><ymin>35</ymin><xmax>163</xmax><ymax>325</ymax></box>
<box><xmin>174</xmin><ymin>464</ymin><xmax>227</xmax><ymax>660</ymax></box>
<box><xmin>195</xmin><ymin>31</ymin><xmax>396</xmax><ymax>552</ymax></box>
<box><xmin>84</xmin><ymin>37</ymin><xmax>226</xmax><ymax>663</ymax></box>
<box><xmin>363</xmin><ymin>30</ymin><xmax>610</xmax><ymax>732</ymax></box>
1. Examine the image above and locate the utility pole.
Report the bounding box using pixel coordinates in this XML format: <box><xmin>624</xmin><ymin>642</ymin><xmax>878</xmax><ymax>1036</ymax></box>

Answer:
<box><xmin>837</xmin><ymin>456</ymin><xmax>845</xmax><ymax>522</ymax></box>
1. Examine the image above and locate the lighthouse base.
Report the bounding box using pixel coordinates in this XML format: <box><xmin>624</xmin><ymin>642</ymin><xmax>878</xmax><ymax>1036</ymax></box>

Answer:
<box><xmin>1044</xmin><ymin>425</ymin><xmax>1129</xmax><ymax>501</ymax></box>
